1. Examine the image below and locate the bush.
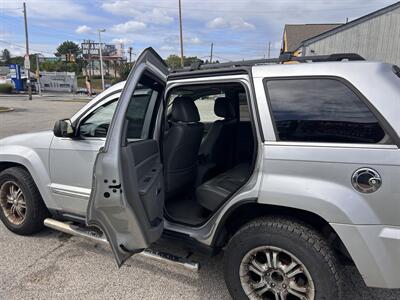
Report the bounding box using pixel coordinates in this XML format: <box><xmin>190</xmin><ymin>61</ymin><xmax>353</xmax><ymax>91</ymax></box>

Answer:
<box><xmin>0</xmin><ymin>83</ymin><xmax>13</xmax><ymax>94</ymax></box>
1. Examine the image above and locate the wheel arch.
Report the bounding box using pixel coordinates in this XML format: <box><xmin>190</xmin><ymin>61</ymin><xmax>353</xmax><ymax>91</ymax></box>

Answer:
<box><xmin>0</xmin><ymin>161</ymin><xmax>28</xmax><ymax>173</ymax></box>
<box><xmin>213</xmin><ymin>201</ymin><xmax>353</xmax><ymax>263</ymax></box>
<box><xmin>0</xmin><ymin>149</ymin><xmax>59</xmax><ymax>211</ymax></box>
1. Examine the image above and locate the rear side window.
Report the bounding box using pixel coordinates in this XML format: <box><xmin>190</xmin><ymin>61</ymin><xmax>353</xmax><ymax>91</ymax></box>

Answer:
<box><xmin>265</xmin><ymin>78</ymin><xmax>388</xmax><ymax>144</ymax></box>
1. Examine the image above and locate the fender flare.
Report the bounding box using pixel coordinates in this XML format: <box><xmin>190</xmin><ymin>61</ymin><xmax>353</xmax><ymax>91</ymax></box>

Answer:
<box><xmin>0</xmin><ymin>145</ymin><xmax>60</xmax><ymax>211</ymax></box>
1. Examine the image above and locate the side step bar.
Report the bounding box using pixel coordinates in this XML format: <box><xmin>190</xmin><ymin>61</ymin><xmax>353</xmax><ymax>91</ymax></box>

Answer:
<box><xmin>44</xmin><ymin>218</ymin><xmax>199</xmax><ymax>272</ymax></box>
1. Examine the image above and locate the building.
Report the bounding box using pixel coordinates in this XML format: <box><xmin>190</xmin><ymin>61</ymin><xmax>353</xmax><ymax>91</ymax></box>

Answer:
<box><xmin>282</xmin><ymin>24</ymin><xmax>342</xmax><ymax>56</ymax></box>
<box><xmin>298</xmin><ymin>1</ymin><xmax>400</xmax><ymax>65</ymax></box>
<box><xmin>0</xmin><ymin>66</ymin><xmax>9</xmax><ymax>84</ymax></box>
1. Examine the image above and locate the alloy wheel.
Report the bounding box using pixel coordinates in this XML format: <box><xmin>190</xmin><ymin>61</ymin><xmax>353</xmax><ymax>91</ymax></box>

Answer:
<box><xmin>0</xmin><ymin>181</ymin><xmax>27</xmax><ymax>225</ymax></box>
<box><xmin>240</xmin><ymin>246</ymin><xmax>315</xmax><ymax>300</ymax></box>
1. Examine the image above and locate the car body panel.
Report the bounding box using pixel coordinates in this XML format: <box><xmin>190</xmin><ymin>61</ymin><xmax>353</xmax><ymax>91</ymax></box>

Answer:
<box><xmin>332</xmin><ymin>223</ymin><xmax>400</xmax><ymax>289</ymax></box>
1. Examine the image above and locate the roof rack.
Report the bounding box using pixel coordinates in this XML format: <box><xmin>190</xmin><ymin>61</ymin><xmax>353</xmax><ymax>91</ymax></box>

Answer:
<box><xmin>172</xmin><ymin>53</ymin><xmax>365</xmax><ymax>73</ymax></box>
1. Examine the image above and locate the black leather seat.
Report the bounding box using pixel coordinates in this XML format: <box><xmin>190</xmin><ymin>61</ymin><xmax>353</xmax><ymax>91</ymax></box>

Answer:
<box><xmin>163</xmin><ymin>96</ymin><xmax>204</xmax><ymax>198</ymax></box>
<box><xmin>199</xmin><ymin>97</ymin><xmax>236</xmax><ymax>176</ymax></box>
<box><xmin>196</xmin><ymin>164</ymin><xmax>250</xmax><ymax>211</ymax></box>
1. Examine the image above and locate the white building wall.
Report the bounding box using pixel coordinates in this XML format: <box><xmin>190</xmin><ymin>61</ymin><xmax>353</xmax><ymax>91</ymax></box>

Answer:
<box><xmin>304</xmin><ymin>7</ymin><xmax>400</xmax><ymax>65</ymax></box>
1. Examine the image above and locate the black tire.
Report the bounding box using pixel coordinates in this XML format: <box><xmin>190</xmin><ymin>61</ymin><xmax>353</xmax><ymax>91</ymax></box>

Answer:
<box><xmin>0</xmin><ymin>167</ymin><xmax>48</xmax><ymax>235</ymax></box>
<box><xmin>223</xmin><ymin>217</ymin><xmax>342</xmax><ymax>300</ymax></box>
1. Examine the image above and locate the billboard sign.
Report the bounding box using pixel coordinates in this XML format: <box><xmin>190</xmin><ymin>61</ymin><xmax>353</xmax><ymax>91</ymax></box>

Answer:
<box><xmin>81</xmin><ymin>42</ymin><xmax>119</xmax><ymax>58</ymax></box>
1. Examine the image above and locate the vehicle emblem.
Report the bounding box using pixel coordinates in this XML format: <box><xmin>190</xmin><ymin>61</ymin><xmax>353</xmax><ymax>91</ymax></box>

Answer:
<box><xmin>351</xmin><ymin>168</ymin><xmax>382</xmax><ymax>193</ymax></box>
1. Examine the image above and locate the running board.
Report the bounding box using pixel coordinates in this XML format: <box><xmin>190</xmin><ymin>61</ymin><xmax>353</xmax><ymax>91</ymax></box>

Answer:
<box><xmin>43</xmin><ymin>218</ymin><xmax>199</xmax><ymax>272</ymax></box>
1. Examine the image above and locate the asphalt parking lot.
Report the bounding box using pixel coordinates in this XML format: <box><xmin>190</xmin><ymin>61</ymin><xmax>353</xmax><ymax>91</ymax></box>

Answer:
<box><xmin>0</xmin><ymin>95</ymin><xmax>399</xmax><ymax>299</ymax></box>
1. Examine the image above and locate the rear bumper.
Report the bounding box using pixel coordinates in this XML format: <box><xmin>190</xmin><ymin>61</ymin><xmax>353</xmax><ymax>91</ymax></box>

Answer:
<box><xmin>331</xmin><ymin>223</ymin><xmax>400</xmax><ymax>289</ymax></box>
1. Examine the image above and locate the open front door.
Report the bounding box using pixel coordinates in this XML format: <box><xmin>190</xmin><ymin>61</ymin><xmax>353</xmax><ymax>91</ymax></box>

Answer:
<box><xmin>87</xmin><ymin>48</ymin><xmax>169</xmax><ymax>266</ymax></box>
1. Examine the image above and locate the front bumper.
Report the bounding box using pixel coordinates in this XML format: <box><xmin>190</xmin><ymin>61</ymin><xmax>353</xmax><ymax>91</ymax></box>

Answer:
<box><xmin>331</xmin><ymin>223</ymin><xmax>400</xmax><ymax>289</ymax></box>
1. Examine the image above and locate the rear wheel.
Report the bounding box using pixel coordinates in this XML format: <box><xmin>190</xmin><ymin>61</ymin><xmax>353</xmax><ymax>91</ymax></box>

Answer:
<box><xmin>0</xmin><ymin>167</ymin><xmax>48</xmax><ymax>235</ymax></box>
<box><xmin>223</xmin><ymin>217</ymin><xmax>342</xmax><ymax>300</ymax></box>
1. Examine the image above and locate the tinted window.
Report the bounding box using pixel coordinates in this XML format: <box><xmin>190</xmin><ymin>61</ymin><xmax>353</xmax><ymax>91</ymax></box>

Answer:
<box><xmin>266</xmin><ymin>79</ymin><xmax>387</xmax><ymax>143</ymax></box>
<box><xmin>238</xmin><ymin>92</ymin><xmax>250</xmax><ymax>121</ymax></box>
<box><xmin>125</xmin><ymin>88</ymin><xmax>156</xmax><ymax>139</ymax></box>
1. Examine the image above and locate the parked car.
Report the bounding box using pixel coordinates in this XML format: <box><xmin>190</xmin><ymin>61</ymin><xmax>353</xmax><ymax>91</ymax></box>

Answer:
<box><xmin>1</xmin><ymin>48</ymin><xmax>400</xmax><ymax>300</ymax></box>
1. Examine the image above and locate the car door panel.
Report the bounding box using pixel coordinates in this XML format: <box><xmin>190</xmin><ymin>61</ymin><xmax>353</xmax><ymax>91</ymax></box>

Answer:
<box><xmin>49</xmin><ymin>138</ymin><xmax>104</xmax><ymax>215</ymax></box>
<box><xmin>86</xmin><ymin>47</ymin><xmax>168</xmax><ymax>266</ymax></box>
<box><xmin>121</xmin><ymin>139</ymin><xmax>164</xmax><ymax>226</ymax></box>
<box><xmin>49</xmin><ymin>94</ymin><xmax>121</xmax><ymax>215</ymax></box>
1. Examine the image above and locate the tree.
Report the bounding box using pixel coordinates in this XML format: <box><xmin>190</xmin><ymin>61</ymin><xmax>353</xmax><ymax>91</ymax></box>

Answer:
<box><xmin>55</xmin><ymin>41</ymin><xmax>81</xmax><ymax>59</ymax></box>
<box><xmin>165</xmin><ymin>54</ymin><xmax>204</xmax><ymax>69</ymax></box>
<box><xmin>165</xmin><ymin>54</ymin><xmax>181</xmax><ymax>69</ymax></box>
<box><xmin>1</xmin><ymin>49</ymin><xmax>11</xmax><ymax>65</ymax></box>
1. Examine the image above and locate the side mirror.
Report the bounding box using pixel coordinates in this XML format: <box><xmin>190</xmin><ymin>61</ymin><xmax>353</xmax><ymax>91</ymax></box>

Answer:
<box><xmin>53</xmin><ymin>119</ymin><xmax>75</xmax><ymax>138</ymax></box>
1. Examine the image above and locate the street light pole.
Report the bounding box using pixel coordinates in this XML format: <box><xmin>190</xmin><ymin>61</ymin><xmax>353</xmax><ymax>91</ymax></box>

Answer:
<box><xmin>23</xmin><ymin>2</ymin><xmax>32</xmax><ymax>100</ymax></box>
<box><xmin>98</xmin><ymin>29</ymin><xmax>106</xmax><ymax>91</ymax></box>
<box><xmin>178</xmin><ymin>0</ymin><xmax>184</xmax><ymax>67</ymax></box>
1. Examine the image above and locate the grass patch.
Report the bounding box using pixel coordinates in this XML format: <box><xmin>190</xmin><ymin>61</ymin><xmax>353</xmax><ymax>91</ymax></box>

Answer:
<box><xmin>0</xmin><ymin>83</ymin><xmax>13</xmax><ymax>94</ymax></box>
<box><xmin>0</xmin><ymin>106</ymin><xmax>14</xmax><ymax>112</ymax></box>
<box><xmin>77</xmin><ymin>78</ymin><xmax>113</xmax><ymax>91</ymax></box>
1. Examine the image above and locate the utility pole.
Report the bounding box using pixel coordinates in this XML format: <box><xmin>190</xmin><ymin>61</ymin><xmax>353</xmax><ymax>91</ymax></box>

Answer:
<box><xmin>178</xmin><ymin>0</ymin><xmax>184</xmax><ymax>67</ymax></box>
<box><xmin>35</xmin><ymin>54</ymin><xmax>41</xmax><ymax>95</ymax></box>
<box><xmin>210</xmin><ymin>42</ymin><xmax>214</xmax><ymax>63</ymax></box>
<box><xmin>128</xmin><ymin>47</ymin><xmax>133</xmax><ymax>63</ymax></box>
<box><xmin>268</xmin><ymin>41</ymin><xmax>271</xmax><ymax>59</ymax></box>
<box><xmin>98</xmin><ymin>29</ymin><xmax>106</xmax><ymax>91</ymax></box>
<box><xmin>87</xmin><ymin>40</ymin><xmax>93</xmax><ymax>95</ymax></box>
<box><xmin>23</xmin><ymin>2</ymin><xmax>32</xmax><ymax>100</ymax></box>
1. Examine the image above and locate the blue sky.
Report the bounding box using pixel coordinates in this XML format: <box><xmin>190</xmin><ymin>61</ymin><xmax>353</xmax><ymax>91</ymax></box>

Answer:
<box><xmin>0</xmin><ymin>0</ymin><xmax>397</xmax><ymax>62</ymax></box>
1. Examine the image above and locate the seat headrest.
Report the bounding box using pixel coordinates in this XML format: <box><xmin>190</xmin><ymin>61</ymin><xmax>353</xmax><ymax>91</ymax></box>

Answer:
<box><xmin>214</xmin><ymin>97</ymin><xmax>235</xmax><ymax>119</ymax></box>
<box><xmin>171</xmin><ymin>96</ymin><xmax>200</xmax><ymax>123</ymax></box>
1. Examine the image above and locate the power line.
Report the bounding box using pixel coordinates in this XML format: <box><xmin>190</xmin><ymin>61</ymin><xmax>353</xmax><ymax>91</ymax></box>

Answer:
<box><xmin>0</xmin><ymin>40</ymin><xmax>54</xmax><ymax>55</ymax></box>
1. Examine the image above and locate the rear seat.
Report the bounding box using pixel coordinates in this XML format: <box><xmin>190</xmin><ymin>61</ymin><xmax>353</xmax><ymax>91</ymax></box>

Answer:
<box><xmin>196</xmin><ymin>164</ymin><xmax>251</xmax><ymax>211</ymax></box>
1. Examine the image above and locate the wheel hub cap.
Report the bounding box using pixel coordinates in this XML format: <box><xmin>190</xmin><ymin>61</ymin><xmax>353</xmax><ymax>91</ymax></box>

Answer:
<box><xmin>0</xmin><ymin>181</ymin><xmax>26</xmax><ymax>225</ymax></box>
<box><xmin>240</xmin><ymin>246</ymin><xmax>315</xmax><ymax>300</ymax></box>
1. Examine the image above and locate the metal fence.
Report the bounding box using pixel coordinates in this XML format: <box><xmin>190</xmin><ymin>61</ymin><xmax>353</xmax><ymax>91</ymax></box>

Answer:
<box><xmin>38</xmin><ymin>71</ymin><xmax>78</xmax><ymax>93</ymax></box>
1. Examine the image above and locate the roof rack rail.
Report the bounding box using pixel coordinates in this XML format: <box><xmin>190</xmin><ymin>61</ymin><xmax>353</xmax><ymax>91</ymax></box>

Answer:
<box><xmin>280</xmin><ymin>52</ymin><xmax>365</xmax><ymax>63</ymax></box>
<box><xmin>171</xmin><ymin>53</ymin><xmax>365</xmax><ymax>73</ymax></box>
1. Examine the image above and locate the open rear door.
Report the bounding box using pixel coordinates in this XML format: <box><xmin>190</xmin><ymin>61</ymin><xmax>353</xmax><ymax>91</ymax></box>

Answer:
<box><xmin>87</xmin><ymin>48</ymin><xmax>169</xmax><ymax>266</ymax></box>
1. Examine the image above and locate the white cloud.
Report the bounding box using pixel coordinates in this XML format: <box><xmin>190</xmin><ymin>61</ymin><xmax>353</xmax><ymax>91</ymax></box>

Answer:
<box><xmin>188</xmin><ymin>37</ymin><xmax>202</xmax><ymax>45</ymax></box>
<box><xmin>207</xmin><ymin>17</ymin><xmax>228</xmax><ymax>29</ymax></box>
<box><xmin>207</xmin><ymin>17</ymin><xmax>255</xmax><ymax>30</ymax></box>
<box><xmin>75</xmin><ymin>25</ymin><xmax>92</xmax><ymax>34</ymax></box>
<box><xmin>102</xmin><ymin>1</ymin><xmax>173</xmax><ymax>25</ymax></box>
<box><xmin>0</xmin><ymin>0</ymin><xmax>94</xmax><ymax>20</ymax></box>
<box><xmin>137</xmin><ymin>8</ymin><xmax>174</xmax><ymax>25</ymax></box>
<box><xmin>231</xmin><ymin>19</ymin><xmax>256</xmax><ymax>30</ymax></box>
<box><xmin>112</xmin><ymin>38</ymin><xmax>131</xmax><ymax>45</ymax></box>
<box><xmin>111</xmin><ymin>20</ymin><xmax>146</xmax><ymax>33</ymax></box>
<box><xmin>160</xmin><ymin>45</ymin><xmax>175</xmax><ymax>51</ymax></box>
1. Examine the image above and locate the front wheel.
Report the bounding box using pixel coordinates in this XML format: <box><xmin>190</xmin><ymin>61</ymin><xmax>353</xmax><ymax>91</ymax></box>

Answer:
<box><xmin>0</xmin><ymin>167</ymin><xmax>48</xmax><ymax>235</ymax></box>
<box><xmin>223</xmin><ymin>217</ymin><xmax>342</xmax><ymax>300</ymax></box>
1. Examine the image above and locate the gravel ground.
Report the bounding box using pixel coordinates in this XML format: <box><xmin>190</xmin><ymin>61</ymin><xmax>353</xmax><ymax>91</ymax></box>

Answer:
<box><xmin>0</xmin><ymin>95</ymin><xmax>399</xmax><ymax>300</ymax></box>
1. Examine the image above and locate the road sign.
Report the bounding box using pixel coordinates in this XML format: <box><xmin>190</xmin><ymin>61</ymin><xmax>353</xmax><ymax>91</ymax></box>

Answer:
<box><xmin>24</xmin><ymin>54</ymin><xmax>30</xmax><ymax>70</ymax></box>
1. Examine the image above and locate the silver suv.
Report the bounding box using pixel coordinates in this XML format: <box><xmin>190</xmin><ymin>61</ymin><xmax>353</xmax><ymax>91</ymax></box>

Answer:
<box><xmin>1</xmin><ymin>48</ymin><xmax>400</xmax><ymax>300</ymax></box>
